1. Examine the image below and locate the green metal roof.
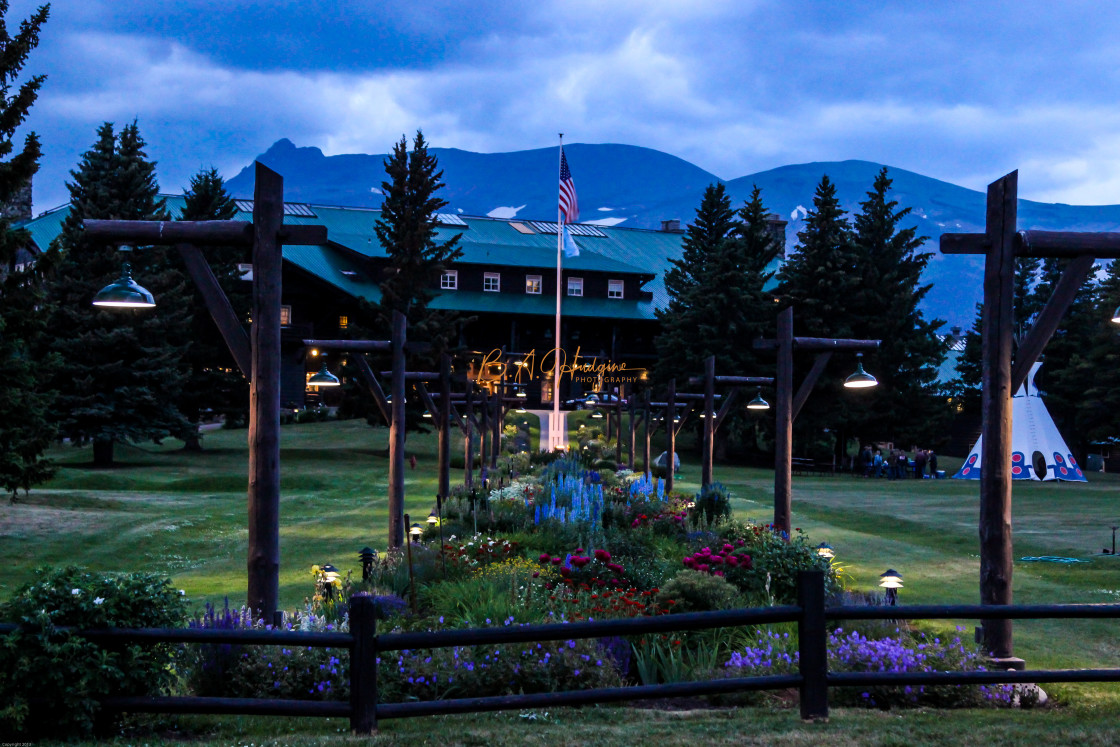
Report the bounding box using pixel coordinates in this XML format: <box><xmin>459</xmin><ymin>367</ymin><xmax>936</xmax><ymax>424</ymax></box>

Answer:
<box><xmin>20</xmin><ymin>195</ymin><xmax>787</xmax><ymax>321</ymax></box>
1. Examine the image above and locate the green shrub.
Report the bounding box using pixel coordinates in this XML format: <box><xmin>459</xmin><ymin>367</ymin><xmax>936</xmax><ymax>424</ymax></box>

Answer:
<box><xmin>713</xmin><ymin>522</ymin><xmax>839</xmax><ymax>604</ymax></box>
<box><xmin>0</xmin><ymin>567</ymin><xmax>187</xmax><ymax>739</ymax></box>
<box><xmin>655</xmin><ymin>570</ymin><xmax>742</xmax><ymax>613</ymax></box>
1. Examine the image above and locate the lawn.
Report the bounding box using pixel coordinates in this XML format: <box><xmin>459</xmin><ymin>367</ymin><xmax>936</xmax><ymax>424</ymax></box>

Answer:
<box><xmin>4</xmin><ymin>418</ymin><xmax>1120</xmax><ymax>740</ymax></box>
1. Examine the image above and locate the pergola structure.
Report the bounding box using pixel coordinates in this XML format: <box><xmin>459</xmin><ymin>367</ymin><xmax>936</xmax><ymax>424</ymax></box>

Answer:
<box><xmin>85</xmin><ymin>163</ymin><xmax>326</xmax><ymax>620</ymax></box>
<box><xmin>755</xmin><ymin>307</ymin><xmax>879</xmax><ymax>536</ymax></box>
<box><xmin>941</xmin><ymin>170</ymin><xmax>1120</xmax><ymax>665</ymax></box>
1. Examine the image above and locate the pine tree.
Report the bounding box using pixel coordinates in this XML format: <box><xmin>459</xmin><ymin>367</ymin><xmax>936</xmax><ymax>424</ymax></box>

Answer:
<box><xmin>41</xmin><ymin>121</ymin><xmax>192</xmax><ymax>466</ymax></box>
<box><xmin>0</xmin><ymin>1</ymin><xmax>53</xmax><ymax>499</ymax></box>
<box><xmin>847</xmin><ymin>167</ymin><xmax>947</xmax><ymax>447</ymax></box>
<box><xmin>176</xmin><ymin>167</ymin><xmax>249</xmax><ymax>448</ymax></box>
<box><xmin>375</xmin><ymin>131</ymin><xmax>463</xmax><ymax>343</ymax></box>
<box><xmin>1081</xmin><ymin>262</ymin><xmax>1120</xmax><ymax>447</ymax></box>
<box><xmin>654</xmin><ymin>182</ymin><xmax>738</xmax><ymax>383</ymax></box>
<box><xmin>949</xmin><ymin>303</ymin><xmax>984</xmax><ymax>420</ymax></box>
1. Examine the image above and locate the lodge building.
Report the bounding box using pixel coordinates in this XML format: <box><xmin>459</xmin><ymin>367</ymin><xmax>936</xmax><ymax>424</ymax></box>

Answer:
<box><xmin>18</xmin><ymin>197</ymin><xmax>786</xmax><ymax>408</ymax></box>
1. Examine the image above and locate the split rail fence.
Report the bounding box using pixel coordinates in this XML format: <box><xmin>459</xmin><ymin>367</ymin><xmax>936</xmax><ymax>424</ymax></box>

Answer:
<box><xmin>5</xmin><ymin>571</ymin><xmax>1120</xmax><ymax>733</ymax></box>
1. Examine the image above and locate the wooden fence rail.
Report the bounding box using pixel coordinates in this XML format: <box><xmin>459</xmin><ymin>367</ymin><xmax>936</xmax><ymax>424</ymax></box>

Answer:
<box><xmin>5</xmin><ymin>571</ymin><xmax>1120</xmax><ymax>733</ymax></box>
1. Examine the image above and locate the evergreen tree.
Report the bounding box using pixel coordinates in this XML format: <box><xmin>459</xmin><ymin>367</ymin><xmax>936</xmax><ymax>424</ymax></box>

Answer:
<box><xmin>176</xmin><ymin>167</ymin><xmax>249</xmax><ymax>448</ymax></box>
<box><xmin>0</xmin><ymin>1</ymin><xmax>53</xmax><ymax>498</ymax></box>
<box><xmin>40</xmin><ymin>122</ymin><xmax>192</xmax><ymax>466</ymax></box>
<box><xmin>654</xmin><ymin>182</ymin><xmax>738</xmax><ymax>383</ymax></box>
<box><xmin>375</xmin><ymin>130</ymin><xmax>463</xmax><ymax>344</ymax></box>
<box><xmin>654</xmin><ymin>183</ymin><xmax>780</xmax><ymax>457</ymax></box>
<box><xmin>846</xmin><ymin>168</ymin><xmax>947</xmax><ymax>447</ymax></box>
<box><xmin>775</xmin><ymin>175</ymin><xmax>859</xmax><ymax>457</ymax></box>
<box><xmin>1081</xmin><ymin>261</ymin><xmax>1120</xmax><ymax>447</ymax></box>
<box><xmin>949</xmin><ymin>303</ymin><xmax>984</xmax><ymax>420</ymax></box>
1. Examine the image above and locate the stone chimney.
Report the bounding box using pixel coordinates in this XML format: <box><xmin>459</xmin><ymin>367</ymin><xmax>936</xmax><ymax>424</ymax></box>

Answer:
<box><xmin>660</xmin><ymin>219</ymin><xmax>683</xmax><ymax>233</ymax></box>
<box><xmin>765</xmin><ymin>213</ymin><xmax>788</xmax><ymax>259</ymax></box>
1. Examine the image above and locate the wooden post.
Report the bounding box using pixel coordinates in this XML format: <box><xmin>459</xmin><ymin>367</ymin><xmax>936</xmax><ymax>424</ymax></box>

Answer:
<box><xmin>491</xmin><ymin>388</ymin><xmax>501</xmax><ymax>469</ymax></box>
<box><xmin>643</xmin><ymin>390</ymin><xmax>651</xmax><ymax>480</ymax></box>
<box><xmin>702</xmin><ymin>355</ymin><xmax>715</xmax><ymax>488</ymax></box>
<box><xmin>666</xmin><ymin>379</ymin><xmax>676</xmax><ymax>494</ymax></box>
<box><xmin>615</xmin><ymin>385</ymin><xmax>624</xmax><ymax>466</ymax></box>
<box><xmin>979</xmin><ymin>172</ymin><xmax>1018</xmax><ymax>659</ymax></box>
<box><xmin>438</xmin><ymin>354</ymin><xmax>451</xmax><ymax>502</ymax></box>
<box><xmin>349</xmin><ymin>594</ymin><xmax>378</xmax><ymax>734</ymax></box>
<box><xmin>479</xmin><ymin>389</ymin><xmax>490</xmax><ymax>485</ymax></box>
<box><xmin>797</xmin><ymin>570</ymin><xmax>829</xmax><ymax>721</ymax></box>
<box><xmin>775</xmin><ymin>306</ymin><xmax>794</xmax><ymax>537</ymax></box>
<box><xmin>627</xmin><ymin>392</ymin><xmax>637</xmax><ymax>469</ymax></box>
<box><xmin>387</xmin><ymin>311</ymin><xmax>407</xmax><ymax>550</ymax></box>
<box><xmin>247</xmin><ymin>163</ymin><xmax>284</xmax><ymax>618</ymax></box>
<box><xmin>464</xmin><ymin>381</ymin><xmax>474</xmax><ymax>488</ymax></box>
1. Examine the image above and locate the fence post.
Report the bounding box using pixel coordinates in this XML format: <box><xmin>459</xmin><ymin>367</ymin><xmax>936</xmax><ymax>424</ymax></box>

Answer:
<box><xmin>350</xmin><ymin>593</ymin><xmax>378</xmax><ymax>734</ymax></box>
<box><xmin>798</xmin><ymin>570</ymin><xmax>828</xmax><ymax>721</ymax></box>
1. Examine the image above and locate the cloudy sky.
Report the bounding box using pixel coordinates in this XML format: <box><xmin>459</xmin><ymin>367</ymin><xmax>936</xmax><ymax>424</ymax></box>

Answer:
<box><xmin>12</xmin><ymin>0</ymin><xmax>1120</xmax><ymax>213</ymax></box>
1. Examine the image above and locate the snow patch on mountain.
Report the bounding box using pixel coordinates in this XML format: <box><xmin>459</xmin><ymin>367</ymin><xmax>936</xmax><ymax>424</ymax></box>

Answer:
<box><xmin>487</xmin><ymin>205</ymin><xmax>527</xmax><ymax>219</ymax></box>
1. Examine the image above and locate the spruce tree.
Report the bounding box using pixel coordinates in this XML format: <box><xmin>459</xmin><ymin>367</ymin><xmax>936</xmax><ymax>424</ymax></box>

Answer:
<box><xmin>949</xmin><ymin>303</ymin><xmax>984</xmax><ymax>420</ymax></box>
<box><xmin>176</xmin><ymin>167</ymin><xmax>249</xmax><ymax>448</ymax></box>
<box><xmin>847</xmin><ymin>167</ymin><xmax>946</xmax><ymax>447</ymax></box>
<box><xmin>654</xmin><ymin>182</ymin><xmax>738</xmax><ymax>383</ymax></box>
<box><xmin>41</xmin><ymin>122</ymin><xmax>191</xmax><ymax>466</ymax></box>
<box><xmin>1081</xmin><ymin>261</ymin><xmax>1120</xmax><ymax>448</ymax></box>
<box><xmin>0</xmin><ymin>1</ymin><xmax>53</xmax><ymax>498</ymax></box>
<box><xmin>375</xmin><ymin>130</ymin><xmax>463</xmax><ymax>342</ymax></box>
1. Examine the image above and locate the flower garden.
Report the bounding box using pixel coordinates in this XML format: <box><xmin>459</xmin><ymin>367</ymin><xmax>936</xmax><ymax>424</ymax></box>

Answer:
<box><xmin>0</xmin><ymin>439</ymin><xmax>1028</xmax><ymax>740</ymax></box>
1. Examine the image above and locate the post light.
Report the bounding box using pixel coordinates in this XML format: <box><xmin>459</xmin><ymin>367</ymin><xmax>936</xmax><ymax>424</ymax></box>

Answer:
<box><xmin>879</xmin><ymin>568</ymin><xmax>903</xmax><ymax>605</ymax></box>
<box><xmin>92</xmin><ymin>261</ymin><xmax>156</xmax><ymax>308</ymax></box>
<box><xmin>516</xmin><ymin>389</ymin><xmax>527</xmax><ymax>398</ymax></box>
<box><xmin>816</xmin><ymin>542</ymin><xmax>835</xmax><ymax>560</ymax></box>
<box><xmin>591</xmin><ymin>410</ymin><xmax>604</xmax><ymax>419</ymax></box>
<box><xmin>308</xmin><ymin>363</ymin><xmax>340</xmax><ymax>387</ymax></box>
<box><xmin>409</xmin><ymin>522</ymin><xmax>423</xmax><ymax>540</ymax></box>
<box><xmin>359</xmin><ymin>547</ymin><xmax>377</xmax><ymax>582</ymax></box>
<box><xmin>422</xmin><ymin>410</ymin><xmax>432</xmax><ymax>418</ymax></box>
<box><xmin>747</xmin><ymin>388</ymin><xmax>770</xmax><ymax>410</ymax></box>
<box><xmin>321</xmin><ymin>563</ymin><xmax>340</xmax><ymax>601</ymax></box>
<box><xmin>427</xmin><ymin>509</ymin><xmax>438</xmax><ymax>525</ymax></box>
<box><xmin>310</xmin><ymin>348</ymin><xmax>320</xmax><ymax>357</ymax></box>
<box><xmin>844</xmin><ymin>353</ymin><xmax>878</xmax><ymax>389</ymax></box>
<box><xmin>404</xmin><ymin>513</ymin><xmax>418</xmax><ymax>612</ymax></box>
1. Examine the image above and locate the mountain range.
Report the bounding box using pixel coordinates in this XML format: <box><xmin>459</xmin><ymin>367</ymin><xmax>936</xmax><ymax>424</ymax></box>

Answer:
<box><xmin>227</xmin><ymin>140</ymin><xmax>1120</xmax><ymax>328</ymax></box>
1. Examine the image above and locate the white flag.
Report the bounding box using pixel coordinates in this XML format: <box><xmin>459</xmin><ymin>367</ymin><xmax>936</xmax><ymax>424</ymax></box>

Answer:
<box><xmin>562</xmin><ymin>225</ymin><xmax>580</xmax><ymax>257</ymax></box>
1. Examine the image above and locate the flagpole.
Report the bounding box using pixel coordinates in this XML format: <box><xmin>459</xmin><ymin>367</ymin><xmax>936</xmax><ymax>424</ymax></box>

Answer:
<box><xmin>552</xmin><ymin>134</ymin><xmax>564</xmax><ymax>451</ymax></box>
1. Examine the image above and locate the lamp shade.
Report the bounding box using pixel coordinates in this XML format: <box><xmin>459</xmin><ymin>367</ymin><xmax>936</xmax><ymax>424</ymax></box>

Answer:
<box><xmin>92</xmin><ymin>262</ymin><xmax>155</xmax><ymax>308</ymax></box>
<box><xmin>747</xmin><ymin>388</ymin><xmax>770</xmax><ymax>410</ymax></box>
<box><xmin>878</xmin><ymin>569</ymin><xmax>903</xmax><ymax>589</ymax></box>
<box><xmin>427</xmin><ymin>509</ymin><xmax>439</xmax><ymax>524</ymax></box>
<box><xmin>816</xmin><ymin>542</ymin><xmax>835</xmax><ymax>559</ymax></box>
<box><xmin>844</xmin><ymin>353</ymin><xmax>878</xmax><ymax>389</ymax></box>
<box><xmin>409</xmin><ymin>523</ymin><xmax>423</xmax><ymax>538</ymax></box>
<box><xmin>308</xmin><ymin>364</ymin><xmax>340</xmax><ymax>387</ymax></box>
<box><xmin>591</xmin><ymin>410</ymin><xmax>604</xmax><ymax>419</ymax></box>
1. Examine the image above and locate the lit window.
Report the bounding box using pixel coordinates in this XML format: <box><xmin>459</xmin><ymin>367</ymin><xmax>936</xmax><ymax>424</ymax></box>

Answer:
<box><xmin>567</xmin><ymin>277</ymin><xmax>583</xmax><ymax>297</ymax></box>
<box><xmin>608</xmin><ymin>279</ymin><xmax>624</xmax><ymax>299</ymax></box>
<box><xmin>441</xmin><ymin>270</ymin><xmax>458</xmax><ymax>290</ymax></box>
<box><xmin>526</xmin><ymin>275</ymin><xmax>542</xmax><ymax>294</ymax></box>
<box><xmin>484</xmin><ymin>272</ymin><xmax>501</xmax><ymax>292</ymax></box>
<box><xmin>280</xmin><ymin>305</ymin><xmax>292</xmax><ymax>327</ymax></box>
<box><xmin>339</xmin><ymin>315</ymin><xmax>349</xmax><ymax>329</ymax></box>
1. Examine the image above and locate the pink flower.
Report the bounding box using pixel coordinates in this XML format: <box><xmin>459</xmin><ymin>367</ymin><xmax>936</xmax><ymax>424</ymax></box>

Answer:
<box><xmin>697</xmin><ymin>564</ymin><xmax>710</xmax><ymax>573</ymax></box>
<box><xmin>594</xmin><ymin>549</ymin><xmax>611</xmax><ymax>562</ymax></box>
<box><xmin>722</xmin><ymin>544</ymin><xmax>734</xmax><ymax>553</ymax></box>
<box><xmin>539</xmin><ymin>553</ymin><xmax>551</xmax><ymax>563</ymax></box>
<box><xmin>727</xmin><ymin>556</ymin><xmax>739</xmax><ymax>567</ymax></box>
<box><xmin>551</xmin><ymin>557</ymin><xmax>562</xmax><ymax>566</ymax></box>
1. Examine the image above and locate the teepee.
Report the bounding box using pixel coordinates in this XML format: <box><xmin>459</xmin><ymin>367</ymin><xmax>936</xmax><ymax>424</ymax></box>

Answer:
<box><xmin>953</xmin><ymin>362</ymin><xmax>1086</xmax><ymax>482</ymax></box>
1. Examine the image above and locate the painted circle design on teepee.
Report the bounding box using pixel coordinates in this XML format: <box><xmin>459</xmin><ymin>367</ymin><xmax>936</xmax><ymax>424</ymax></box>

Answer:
<box><xmin>1011</xmin><ymin>451</ymin><xmax>1025</xmax><ymax>476</ymax></box>
<box><xmin>961</xmin><ymin>453</ymin><xmax>978</xmax><ymax>476</ymax></box>
<box><xmin>1054</xmin><ymin>452</ymin><xmax>1068</xmax><ymax>475</ymax></box>
<box><xmin>1069</xmin><ymin>454</ymin><xmax>1083</xmax><ymax>478</ymax></box>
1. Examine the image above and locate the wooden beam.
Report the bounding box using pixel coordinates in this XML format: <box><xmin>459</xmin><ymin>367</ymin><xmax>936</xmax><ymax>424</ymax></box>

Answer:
<box><xmin>713</xmin><ymin>375</ymin><xmax>774</xmax><ymax>385</ymax></box>
<box><xmin>83</xmin><ymin>219</ymin><xmax>326</xmax><ymax>247</ymax></box>
<box><xmin>702</xmin><ymin>356</ymin><xmax>714</xmax><ymax>488</ymax></box>
<box><xmin>1018</xmin><ymin>230</ymin><xmax>1120</xmax><ymax>258</ymax></box>
<box><xmin>439</xmin><ymin>354</ymin><xmax>452</xmax><ymax>501</ymax></box>
<box><xmin>350</xmin><ymin>355</ymin><xmax>390</xmax><ymax>425</ymax></box>
<box><xmin>755</xmin><ymin>337</ymin><xmax>880</xmax><ymax>352</ymax></box>
<box><xmin>774</xmin><ymin>306</ymin><xmax>793</xmax><ymax>537</ymax></box>
<box><xmin>791</xmin><ymin>352</ymin><xmax>833</xmax><ymax>422</ymax></box>
<box><xmin>979</xmin><ymin>170</ymin><xmax>1018</xmax><ymax>659</ymax></box>
<box><xmin>940</xmin><ymin>232</ymin><xmax>991</xmax><ymax>255</ymax></box>
<box><xmin>666</xmin><ymin>379</ymin><xmax>676</xmax><ymax>494</ymax></box>
<box><xmin>712</xmin><ymin>388</ymin><xmax>742</xmax><ymax>432</ymax></box>
<box><xmin>1010</xmin><ymin>255</ymin><xmax>1096</xmax><ymax>393</ymax></box>
<box><xmin>304</xmin><ymin>339</ymin><xmax>391</xmax><ymax>353</ymax></box>
<box><xmin>176</xmin><ymin>243</ymin><xmax>252</xmax><ymax>380</ymax></box>
<box><xmin>246</xmin><ymin>163</ymin><xmax>284</xmax><ymax>619</ymax></box>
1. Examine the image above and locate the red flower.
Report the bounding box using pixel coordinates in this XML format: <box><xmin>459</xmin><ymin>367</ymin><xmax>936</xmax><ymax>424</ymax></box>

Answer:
<box><xmin>551</xmin><ymin>557</ymin><xmax>562</xmax><ymax>565</ymax></box>
<box><xmin>594</xmin><ymin>549</ymin><xmax>611</xmax><ymax>562</ymax></box>
<box><xmin>539</xmin><ymin>553</ymin><xmax>551</xmax><ymax>563</ymax></box>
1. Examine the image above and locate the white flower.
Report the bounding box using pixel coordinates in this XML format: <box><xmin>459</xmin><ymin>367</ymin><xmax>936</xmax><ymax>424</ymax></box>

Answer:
<box><xmin>93</xmin><ymin>597</ymin><xmax>105</xmax><ymax>606</ymax></box>
<box><xmin>71</xmin><ymin>589</ymin><xmax>81</xmax><ymax>596</ymax></box>
<box><xmin>179</xmin><ymin>589</ymin><xmax>186</xmax><ymax>595</ymax></box>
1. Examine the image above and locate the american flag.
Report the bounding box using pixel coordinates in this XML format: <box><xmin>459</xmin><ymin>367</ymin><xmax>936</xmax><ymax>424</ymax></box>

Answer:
<box><xmin>559</xmin><ymin>146</ymin><xmax>579</xmax><ymax>224</ymax></box>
